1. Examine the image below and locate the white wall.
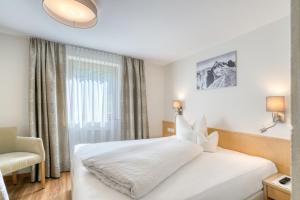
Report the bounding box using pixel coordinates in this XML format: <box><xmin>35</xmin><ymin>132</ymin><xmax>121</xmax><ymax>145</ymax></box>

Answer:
<box><xmin>0</xmin><ymin>33</ymin><xmax>29</xmax><ymax>136</ymax></box>
<box><xmin>0</xmin><ymin>17</ymin><xmax>290</xmax><ymax>140</ymax></box>
<box><xmin>164</xmin><ymin>17</ymin><xmax>291</xmax><ymax>139</ymax></box>
<box><xmin>145</xmin><ymin>61</ymin><xmax>165</xmax><ymax>138</ymax></box>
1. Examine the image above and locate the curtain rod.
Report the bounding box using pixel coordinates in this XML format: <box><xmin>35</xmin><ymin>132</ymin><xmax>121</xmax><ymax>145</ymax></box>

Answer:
<box><xmin>29</xmin><ymin>35</ymin><xmax>143</xmax><ymax>61</ymax></box>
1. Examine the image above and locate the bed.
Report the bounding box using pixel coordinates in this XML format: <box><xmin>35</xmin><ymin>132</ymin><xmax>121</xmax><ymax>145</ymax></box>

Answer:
<box><xmin>71</xmin><ymin>137</ymin><xmax>277</xmax><ymax>200</ymax></box>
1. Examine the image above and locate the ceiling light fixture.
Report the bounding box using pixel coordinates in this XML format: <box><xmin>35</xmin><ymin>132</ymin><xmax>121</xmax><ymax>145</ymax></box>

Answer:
<box><xmin>43</xmin><ymin>0</ymin><xmax>97</xmax><ymax>28</ymax></box>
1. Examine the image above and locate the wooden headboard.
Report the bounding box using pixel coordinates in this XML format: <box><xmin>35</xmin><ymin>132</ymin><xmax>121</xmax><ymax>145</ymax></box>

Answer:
<box><xmin>162</xmin><ymin>121</ymin><xmax>291</xmax><ymax>175</ymax></box>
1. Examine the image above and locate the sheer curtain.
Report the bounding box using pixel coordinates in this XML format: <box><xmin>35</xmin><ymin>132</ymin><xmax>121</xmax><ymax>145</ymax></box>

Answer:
<box><xmin>66</xmin><ymin>45</ymin><xmax>123</xmax><ymax>154</ymax></box>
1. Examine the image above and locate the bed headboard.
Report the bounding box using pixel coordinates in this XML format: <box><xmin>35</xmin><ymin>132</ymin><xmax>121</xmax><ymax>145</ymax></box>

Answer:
<box><xmin>162</xmin><ymin>121</ymin><xmax>291</xmax><ymax>175</ymax></box>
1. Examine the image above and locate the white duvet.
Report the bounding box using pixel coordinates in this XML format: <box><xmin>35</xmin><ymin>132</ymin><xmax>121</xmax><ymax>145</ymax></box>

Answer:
<box><xmin>81</xmin><ymin>137</ymin><xmax>203</xmax><ymax>199</ymax></box>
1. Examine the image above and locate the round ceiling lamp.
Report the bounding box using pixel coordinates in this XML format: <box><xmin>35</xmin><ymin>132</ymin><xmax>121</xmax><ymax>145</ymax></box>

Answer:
<box><xmin>43</xmin><ymin>0</ymin><xmax>97</xmax><ymax>28</ymax></box>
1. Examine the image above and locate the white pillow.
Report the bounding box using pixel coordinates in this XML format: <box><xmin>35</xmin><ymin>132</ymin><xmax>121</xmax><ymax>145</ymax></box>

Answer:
<box><xmin>202</xmin><ymin>131</ymin><xmax>219</xmax><ymax>153</ymax></box>
<box><xmin>176</xmin><ymin>116</ymin><xmax>207</xmax><ymax>144</ymax></box>
<box><xmin>193</xmin><ymin>115</ymin><xmax>208</xmax><ymax>137</ymax></box>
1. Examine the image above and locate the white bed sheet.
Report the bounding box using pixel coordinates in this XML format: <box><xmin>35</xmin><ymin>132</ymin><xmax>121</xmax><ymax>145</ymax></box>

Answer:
<box><xmin>72</xmin><ymin>138</ymin><xmax>277</xmax><ymax>200</ymax></box>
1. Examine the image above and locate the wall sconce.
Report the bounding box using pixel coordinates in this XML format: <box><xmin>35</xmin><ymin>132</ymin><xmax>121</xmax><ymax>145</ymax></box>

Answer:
<box><xmin>173</xmin><ymin>100</ymin><xmax>183</xmax><ymax>115</ymax></box>
<box><xmin>260</xmin><ymin>96</ymin><xmax>285</xmax><ymax>133</ymax></box>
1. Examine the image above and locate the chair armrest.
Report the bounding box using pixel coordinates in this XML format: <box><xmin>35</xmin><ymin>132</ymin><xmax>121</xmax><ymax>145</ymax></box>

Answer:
<box><xmin>16</xmin><ymin>137</ymin><xmax>45</xmax><ymax>161</ymax></box>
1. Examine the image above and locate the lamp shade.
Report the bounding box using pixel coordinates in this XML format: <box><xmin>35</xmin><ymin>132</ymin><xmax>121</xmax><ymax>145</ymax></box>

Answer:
<box><xmin>266</xmin><ymin>96</ymin><xmax>285</xmax><ymax>112</ymax></box>
<box><xmin>172</xmin><ymin>100</ymin><xmax>183</xmax><ymax>109</ymax></box>
<box><xmin>43</xmin><ymin>0</ymin><xmax>97</xmax><ymax>28</ymax></box>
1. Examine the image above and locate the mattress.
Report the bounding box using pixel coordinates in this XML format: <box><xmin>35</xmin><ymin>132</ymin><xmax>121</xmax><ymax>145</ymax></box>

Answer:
<box><xmin>72</xmin><ymin>138</ymin><xmax>277</xmax><ymax>200</ymax></box>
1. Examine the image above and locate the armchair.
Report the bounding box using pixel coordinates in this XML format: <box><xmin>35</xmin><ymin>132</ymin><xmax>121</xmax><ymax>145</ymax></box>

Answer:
<box><xmin>0</xmin><ymin>127</ymin><xmax>45</xmax><ymax>188</ymax></box>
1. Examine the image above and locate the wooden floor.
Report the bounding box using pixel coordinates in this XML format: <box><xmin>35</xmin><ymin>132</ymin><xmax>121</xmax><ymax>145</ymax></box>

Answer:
<box><xmin>5</xmin><ymin>172</ymin><xmax>71</xmax><ymax>200</ymax></box>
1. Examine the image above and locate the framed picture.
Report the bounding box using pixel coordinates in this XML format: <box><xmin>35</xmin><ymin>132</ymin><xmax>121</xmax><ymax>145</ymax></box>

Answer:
<box><xmin>196</xmin><ymin>51</ymin><xmax>237</xmax><ymax>90</ymax></box>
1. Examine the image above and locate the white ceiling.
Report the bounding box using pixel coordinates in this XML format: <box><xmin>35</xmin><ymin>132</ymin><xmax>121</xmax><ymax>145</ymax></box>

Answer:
<box><xmin>0</xmin><ymin>0</ymin><xmax>289</xmax><ymax>65</ymax></box>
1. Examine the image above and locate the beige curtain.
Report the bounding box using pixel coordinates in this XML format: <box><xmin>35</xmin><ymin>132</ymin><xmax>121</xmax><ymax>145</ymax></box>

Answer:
<box><xmin>29</xmin><ymin>38</ymin><xmax>70</xmax><ymax>179</ymax></box>
<box><xmin>292</xmin><ymin>0</ymin><xmax>300</xmax><ymax>199</ymax></box>
<box><xmin>122</xmin><ymin>57</ymin><xmax>149</xmax><ymax>140</ymax></box>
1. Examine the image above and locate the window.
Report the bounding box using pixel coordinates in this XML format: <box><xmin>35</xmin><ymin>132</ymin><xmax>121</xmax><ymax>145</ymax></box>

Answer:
<box><xmin>66</xmin><ymin>46</ymin><xmax>122</xmax><ymax>149</ymax></box>
<box><xmin>67</xmin><ymin>57</ymin><xmax>121</xmax><ymax>128</ymax></box>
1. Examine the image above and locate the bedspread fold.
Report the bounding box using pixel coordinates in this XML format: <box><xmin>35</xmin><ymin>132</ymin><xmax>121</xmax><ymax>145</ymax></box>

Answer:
<box><xmin>82</xmin><ymin>138</ymin><xmax>203</xmax><ymax>199</ymax></box>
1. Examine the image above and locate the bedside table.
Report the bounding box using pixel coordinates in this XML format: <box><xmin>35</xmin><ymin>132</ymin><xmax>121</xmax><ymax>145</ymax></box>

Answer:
<box><xmin>263</xmin><ymin>173</ymin><xmax>291</xmax><ymax>200</ymax></box>
<box><xmin>162</xmin><ymin>121</ymin><xmax>175</xmax><ymax>137</ymax></box>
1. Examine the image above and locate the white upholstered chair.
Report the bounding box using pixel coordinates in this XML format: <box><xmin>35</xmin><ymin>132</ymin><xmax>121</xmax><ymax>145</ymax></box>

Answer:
<box><xmin>0</xmin><ymin>127</ymin><xmax>45</xmax><ymax>188</ymax></box>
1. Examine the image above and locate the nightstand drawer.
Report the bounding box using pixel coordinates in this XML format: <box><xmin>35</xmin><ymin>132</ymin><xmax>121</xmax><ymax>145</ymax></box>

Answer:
<box><xmin>268</xmin><ymin>186</ymin><xmax>290</xmax><ymax>200</ymax></box>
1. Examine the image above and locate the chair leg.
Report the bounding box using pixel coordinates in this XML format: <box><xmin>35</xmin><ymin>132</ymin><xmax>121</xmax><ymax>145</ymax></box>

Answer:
<box><xmin>39</xmin><ymin>161</ymin><xmax>45</xmax><ymax>189</ymax></box>
<box><xmin>12</xmin><ymin>172</ymin><xmax>17</xmax><ymax>185</ymax></box>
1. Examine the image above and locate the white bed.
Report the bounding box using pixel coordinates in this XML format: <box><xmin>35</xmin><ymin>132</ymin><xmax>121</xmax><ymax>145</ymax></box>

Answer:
<box><xmin>72</xmin><ymin>138</ymin><xmax>277</xmax><ymax>200</ymax></box>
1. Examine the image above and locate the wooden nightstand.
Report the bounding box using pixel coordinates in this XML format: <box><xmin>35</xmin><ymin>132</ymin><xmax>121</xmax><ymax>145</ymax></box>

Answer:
<box><xmin>263</xmin><ymin>173</ymin><xmax>291</xmax><ymax>200</ymax></box>
<box><xmin>162</xmin><ymin>121</ymin><xmax>175</xmax><ymax>137</ymax></box>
